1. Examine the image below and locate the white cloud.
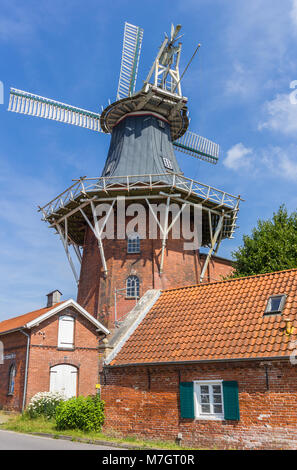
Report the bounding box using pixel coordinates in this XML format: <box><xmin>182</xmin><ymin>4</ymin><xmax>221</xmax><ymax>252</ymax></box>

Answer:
<box><xmin>224</xmin><ymin>63</ymin><xmax>256</xmax><ymax>99</ymax></box>
<box><xmin>262</xmin><ymin>145</ymin><xmax>297</xmax><ymax>181</ymax></box>
<box><xmin>223</xmin><ymin>143</ymin><xmax>253</xmax><ymax>170</ymax></box>
<box><xmin>258</xmin><ymin>93</ymin><xmax>297</xmax><ymax>136</ymax></box>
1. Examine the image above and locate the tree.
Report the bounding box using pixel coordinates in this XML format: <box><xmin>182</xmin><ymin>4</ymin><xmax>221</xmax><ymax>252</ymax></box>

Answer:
<box><xmin>231</xmin><ymin>205</ymin><xmax>297</xmax><ymax>278</ymax></box>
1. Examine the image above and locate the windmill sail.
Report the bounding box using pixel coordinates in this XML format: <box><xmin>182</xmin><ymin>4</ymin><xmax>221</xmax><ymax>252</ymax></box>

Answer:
<box><xmin>8</xmin><ymin>88</ymin><xmax>103</xmax><ymax>132</ymax></box>
<box><xmin>173</xmin><ymin>130</ymin><xmax>219</xmax><ymax>164</ymax></box>
<box><xmin>116</xmin><ymin>22</ymin><xmax>144</xmax><ymax>100</ymax></box>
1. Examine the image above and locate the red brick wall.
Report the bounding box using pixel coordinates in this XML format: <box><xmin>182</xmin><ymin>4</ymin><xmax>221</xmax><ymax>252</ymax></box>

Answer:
<box><xmin>0</xmin><ymin>331</ymin><xmax>27</xmax><ymax>411</ymax></box>
<box><xmin>77</xmin><ymin>213</ymin><xmax>233</xmax><ymax>328</ymax></box>
<box><xmin>200</xmin><ymin>254</ymin><xmax>234</xmax><ymax>283</ymax></box>
<box><xmin>25</xmin><ymin>309</ymin><xmax>100</xmax><ymax>406</ymax></box>
<box><xmin>0</xmin><ymin>308</ymin><xmax>102</xmax><ymax>411</ymax></box>
<box><xmin>101</xmin><ymin>360</ymin><xmax>297</xmax><ymax>450</ymax></box>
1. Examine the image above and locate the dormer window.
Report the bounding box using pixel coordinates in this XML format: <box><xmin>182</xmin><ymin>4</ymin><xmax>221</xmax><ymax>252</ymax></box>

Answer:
<box><xmin>264</xmin><ymin>294</ymin><xmax>286</xmax><ymax>315</ymax></box>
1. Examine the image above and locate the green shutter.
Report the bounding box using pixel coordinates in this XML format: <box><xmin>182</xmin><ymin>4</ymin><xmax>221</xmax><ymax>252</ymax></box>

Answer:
<box><xmin>179</xmin><ymin>382</ymin><xmax>195</xmax><ymax>419</ymax></box>
<box><xmin>223</xmin><ymin>381</ymin><xmax>240</xmax><ymax>420</ymax></box>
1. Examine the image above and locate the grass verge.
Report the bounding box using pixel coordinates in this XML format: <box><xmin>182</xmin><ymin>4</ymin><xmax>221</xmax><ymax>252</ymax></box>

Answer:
<box><xmin>0</xmin><ymin>412</ymin><xmax>195</xmax><ymax>450</ymax></box>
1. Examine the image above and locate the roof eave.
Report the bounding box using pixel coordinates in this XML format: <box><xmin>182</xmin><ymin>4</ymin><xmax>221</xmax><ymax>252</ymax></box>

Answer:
<box><xmin>0</xmin><ymin>299</ymin><xmax>110</xmax><ymax>337</ymax></box>
<box><xmin>0</xmin><ymin>326</ymin><xmax>29</xmax><ymax>336</ymax></box>
<box><xmin>106</xmin><ymin>355</ymin><xmax>291</xmax><ymax>368</ymax></box>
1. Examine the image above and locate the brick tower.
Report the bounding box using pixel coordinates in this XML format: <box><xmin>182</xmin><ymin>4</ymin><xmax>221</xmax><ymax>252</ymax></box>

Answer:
<box><xmin>8</xmin><ymin>23</ymin><xmax>241</xmax><ymax>329</ymax></box>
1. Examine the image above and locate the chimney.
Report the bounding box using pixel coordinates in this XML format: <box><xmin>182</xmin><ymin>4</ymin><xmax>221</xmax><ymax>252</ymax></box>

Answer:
<box><xmin>46</xmin><ymin>290</ymin><xmax>62</xmax><ymax>308</ymax></box>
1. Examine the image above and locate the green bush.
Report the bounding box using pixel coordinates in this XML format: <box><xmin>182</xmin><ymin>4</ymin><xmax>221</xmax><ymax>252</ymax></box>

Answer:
<box><xmin>55</xmin><ymin>395</ymin><xmax>105</xmax><ymax>432</ymax></box>
<box><xmin>26</xmin><ymin>391</ymin><xmax>66</xmax><ymax>419</ymax></box>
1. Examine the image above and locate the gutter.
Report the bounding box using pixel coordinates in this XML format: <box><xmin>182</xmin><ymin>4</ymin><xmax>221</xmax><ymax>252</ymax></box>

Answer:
<box><xmin>20</xmin><ymin>329</ymin><xmax>30</xmax><ymax>412</ymax></box>
<box><xmin>0</xmin><ymin>327</ymin><xmax>25</xmax><ymax>336</ymax></box>
<box><xmin>104</xmin><ymin>355</ymin><xmax>291</xmax><ymax>369</ymax></box>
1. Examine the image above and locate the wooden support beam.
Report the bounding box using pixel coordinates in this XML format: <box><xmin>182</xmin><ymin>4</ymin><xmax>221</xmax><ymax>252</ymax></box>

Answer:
<box><xmin>200</xmin><ymin>214</ymin><xmax>224</xmax><ymax>283</ymax></box>
<box><xmin>55</xmin><ymin>221</ymin><xmax>80</xmax><ymax>285</ymax></box>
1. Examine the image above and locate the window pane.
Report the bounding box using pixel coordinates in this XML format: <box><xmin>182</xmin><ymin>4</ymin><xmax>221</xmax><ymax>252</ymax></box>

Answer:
<box><xmin>201</xmin><ymin>404</ymin><xmax>211</xmax><ymax>413</ymax></box>
<box><xmin>200</xmin><ymin>385</ymin><xmax>209</xmax><ymax>394</ymax></box>
<box><xmin>126</xmin><ymin>276</ymin><xmax>140</xmax><ymax>297</ymax></box>
<box><xmin>213</xmin><ymin>405</ymin><xmax>223</xmax><ymax>414</ymax></box>
<box><xmin>201</xmin><ymin>394</ymin><xmax>210</xmax><ymax>404</ymax></box>
<box><xmin>127</xmin><ymin>234</ymin><xmax>140</xmax><ymax>253</ymax></box>
<box><xmin>270</xmin><ymin>296</ymin><xmax>282</xmax><ymax>311</ymax></box>
<box><xmin>213</xmin><ymin>394</ymin><xmax>222</xmax><ymax>404</ymax></box>
<box><xmin>163</xmin><ymin>157</ymin><xmax>173</xmax><ymax>170</ymax></box>
<box><xmin>212</xmin><ymin>385</ymin><xmax>221</xmax><ymax>394</ymax></box>
<box><xmin>8</xmin><ymin>366</ymin><xmax>15</xmax><ymax>394</ymax></box>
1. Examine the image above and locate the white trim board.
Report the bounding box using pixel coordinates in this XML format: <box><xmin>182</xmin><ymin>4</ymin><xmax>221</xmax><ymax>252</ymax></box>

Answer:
<box><xmin>25</xmin><ymin>299</ymin><xmax>109</xmax><ymax>335</ymax></box>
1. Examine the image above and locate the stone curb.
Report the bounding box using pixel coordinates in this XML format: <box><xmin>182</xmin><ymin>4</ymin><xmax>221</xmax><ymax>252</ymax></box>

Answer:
<box><xmin>30</xmin><ymin>432</ymin><xmax>153</xmax><ymax>449</ymax></box>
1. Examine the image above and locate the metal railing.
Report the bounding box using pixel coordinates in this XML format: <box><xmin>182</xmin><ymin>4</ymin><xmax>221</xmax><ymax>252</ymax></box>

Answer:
<box><xmin>39</xmin><ymin>173</ymin><xmax>242</xmax><ymax>219</ymax></box>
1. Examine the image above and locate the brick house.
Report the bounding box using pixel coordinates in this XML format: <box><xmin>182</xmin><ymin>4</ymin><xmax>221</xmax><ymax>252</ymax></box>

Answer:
<box><xmin>0</xmin><ymin>290</ymin><xmax>109</xmax><ymax>411</ymax></box>
<box><xmin>99</xmin><ymin>269</ymin><xmax>297</xmax><ymax>450</ymax></box>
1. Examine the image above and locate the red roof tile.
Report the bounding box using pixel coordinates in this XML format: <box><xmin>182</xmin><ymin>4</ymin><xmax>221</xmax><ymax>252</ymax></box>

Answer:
<box><xmin>0</xmin><ymin>302</ymin><xmax>65</xmax><ymax>334</ymax></box>
<box><xmin>111</xmin><ymin>269</ymin><xmax>297</xmax><ymax>366</ymax></box>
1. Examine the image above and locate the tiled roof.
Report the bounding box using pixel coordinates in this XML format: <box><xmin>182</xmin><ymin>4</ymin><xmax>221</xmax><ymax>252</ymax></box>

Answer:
<box><xmin>0</xmin><ymin>302</ymin><xmax>65</xmax><ymax>334</ymax></box>
<box><xmin>110</xmin><ymin>269</ymin><xmax>297</xmax><ymax>366</ymax></box>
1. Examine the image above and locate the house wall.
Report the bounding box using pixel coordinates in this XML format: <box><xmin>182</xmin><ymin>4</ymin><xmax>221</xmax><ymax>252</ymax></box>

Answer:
<box><xmin>25</xmin><ymin>308</ymin><xmax>100</xmax><ymax>407</ymax></box>
<box><xmin>0</xmin><ymin>308</ymin><xmax>101</xmax><ymax>411</ymax></box>
<box><xmin>77</xmin><ymin>218</ymin><xmax>233</xmax><ymax>329</ymax></box>
<box><xmin>101</xmin><ymin>360</ymin><xmax>297</xmax><ymax>450</ymax></box>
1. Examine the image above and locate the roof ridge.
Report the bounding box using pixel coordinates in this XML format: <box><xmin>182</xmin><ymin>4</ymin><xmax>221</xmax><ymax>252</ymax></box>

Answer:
<box><xmin>161</xmin><ymin>267</ymin><xmax>297</xmax><ymax>293</ymax></box>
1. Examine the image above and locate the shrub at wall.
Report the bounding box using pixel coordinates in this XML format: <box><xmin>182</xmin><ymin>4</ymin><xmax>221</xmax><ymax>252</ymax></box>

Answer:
<box><xmin>26</xmin><ymin>391</ymin><xmax>67</xmax><ymax>419</ymax></box>
<box><xmin>55</xmin><ymin>395</ymin><xmax>105</xmax><ymax>432</ymax></box>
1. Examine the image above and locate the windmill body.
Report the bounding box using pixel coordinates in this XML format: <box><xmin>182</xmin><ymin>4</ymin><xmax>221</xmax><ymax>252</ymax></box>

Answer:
<box><xmin>8</xmin><ymin>23</ymin><xmax>241</xmax><ymax>328</ymax></box>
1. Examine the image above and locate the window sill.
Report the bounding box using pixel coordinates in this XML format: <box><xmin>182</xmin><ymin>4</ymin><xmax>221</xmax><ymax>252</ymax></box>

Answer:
<box><xmin>195</xmin><ymin>415</ymin><xmax>224</xmax><ymax>421</ymax></box>
<box><xmin>57</xmin><ymin>347</ymin><xmax>75</xmax><ymax>351</ymax></box>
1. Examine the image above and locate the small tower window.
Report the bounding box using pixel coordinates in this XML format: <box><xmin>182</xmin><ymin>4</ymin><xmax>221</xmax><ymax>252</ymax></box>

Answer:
<box><xmin>264</xmin><ymin>294</ymin><xmax>286</xmax><ymax>315</ymax></box>
<box><xmin>8</xmin><ymin>364</ymin><xmax>16</xmax><ymax>395</ymax></box>
<box><xmin>162</xmin><ymin>157</ymin><xmax>173</xmax><ymax>170</ymax></box>
<box><xmin>158</xmin><ymin>119</ymin><xmax>165</xmax><ymax>129</ymax></box>
<box><xmin>127</xmin><ymin>233</ymin><xmax>140</xmax><ymax>253</ymax></box>
<box><xmin>126</xmin><ymin>275</ymin><xmax>140</xmax><ymax>299</ymax></box>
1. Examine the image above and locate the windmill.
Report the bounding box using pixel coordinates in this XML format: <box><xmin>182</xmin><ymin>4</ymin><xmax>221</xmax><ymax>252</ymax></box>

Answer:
<box><xmin>8</xmin><ymin>22</ymin><xmax>218</xmax><ymax>164</ymax></box>
<box><xmin>7</xmin><ymin>23</ymin><xmax>241</xmax><ymax>327</ymax></box>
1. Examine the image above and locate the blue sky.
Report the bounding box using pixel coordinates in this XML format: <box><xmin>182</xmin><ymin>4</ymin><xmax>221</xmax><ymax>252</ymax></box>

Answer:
<box><xmin>1</xmin><ymin>0</ymin><xmax>297</xmax><ymax>320</ymax></box>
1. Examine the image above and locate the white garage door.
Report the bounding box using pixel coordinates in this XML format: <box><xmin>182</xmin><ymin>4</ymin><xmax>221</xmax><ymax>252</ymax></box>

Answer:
<box><xmin>50</xmin><ymin>364</ymin><xmax>77</xmax><ymax>398</ymax></box>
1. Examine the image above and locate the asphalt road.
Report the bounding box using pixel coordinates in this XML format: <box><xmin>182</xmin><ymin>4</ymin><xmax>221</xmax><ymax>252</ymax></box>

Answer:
<box><xmin>0</xmin><ymin>429</ymin><xmax>123</xmax><ymax>450</ymax></box>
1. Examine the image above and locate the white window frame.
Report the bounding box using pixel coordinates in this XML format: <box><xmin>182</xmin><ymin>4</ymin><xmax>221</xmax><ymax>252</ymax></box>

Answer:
<box><xmin>58</xmin><ymin>315</ymin><xmax>75</xmax><ymax>349</ymax></box>
<box><xmin>126</xmin><ymin>275</ymin><xmax>140</xmax><ymax>299</ymax></box>
<box><xmin>194</xmin><ymin>380</ymin><xmax>224</xmax><ymax>421</ymax></box>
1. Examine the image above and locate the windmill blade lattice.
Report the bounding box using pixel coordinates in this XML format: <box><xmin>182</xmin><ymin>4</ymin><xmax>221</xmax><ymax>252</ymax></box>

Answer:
<box><xmin>173</xmin><ymin>130</ymin><xmax>219</xmax><ymax>164</ymax></box>
<box><xmin>116</xmin><ymin>22</ymin><xmax>144</xmax><ymax>100</ymax></box>
<box><xmin>8</xmin><ymin>88</ymin><xmax>104</xmax><ymax>132</ymax></box>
